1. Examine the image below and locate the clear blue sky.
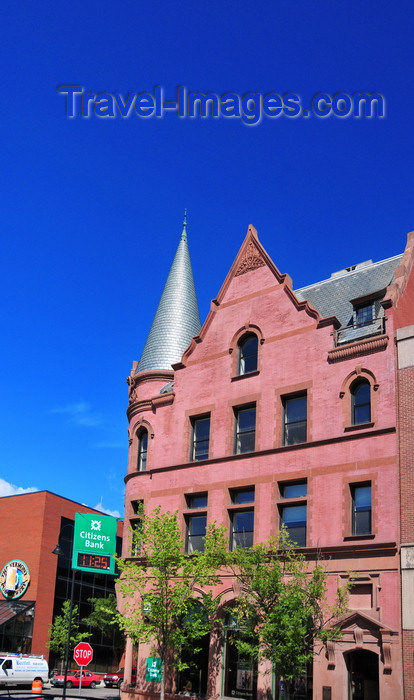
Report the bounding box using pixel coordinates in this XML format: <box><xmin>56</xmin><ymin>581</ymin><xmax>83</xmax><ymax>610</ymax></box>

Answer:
<box><xmin>1</xmin><ymin>0</ymin><xmax>413</xmax><ymax>517</ymax></box>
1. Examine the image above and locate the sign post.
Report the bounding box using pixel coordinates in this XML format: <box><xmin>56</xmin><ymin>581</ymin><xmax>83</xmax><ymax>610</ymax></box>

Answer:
<box><xmin>74</xmin><ymin>642</ymin><xmax>93</xmax><ymax>694</ymax></box>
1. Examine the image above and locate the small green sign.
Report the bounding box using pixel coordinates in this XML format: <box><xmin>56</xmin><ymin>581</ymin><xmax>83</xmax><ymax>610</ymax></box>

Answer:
<box><xmin>145</xmin><ymin>657</ymin><xmax>162</xmax><ymax>682</ymax></box>
<box><xmin>72</xmin><ymin>513</ymin><xmax>117</xmax><ymax>575</ymax></box>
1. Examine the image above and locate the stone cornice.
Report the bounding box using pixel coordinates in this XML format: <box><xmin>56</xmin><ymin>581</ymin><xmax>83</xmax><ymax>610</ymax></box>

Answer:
<box><xmin>127</xmin><ymin>392</ymin><xmax>175</xmax><ymax>420</ymax></box>
<box><xmin>328</xmin><ymin>334</ymin><xmax>389</xmax><ymax>362</ymax></box>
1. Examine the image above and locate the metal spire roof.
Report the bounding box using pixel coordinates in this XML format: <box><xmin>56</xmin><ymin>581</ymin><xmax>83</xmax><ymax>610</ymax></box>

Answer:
<box><xmin>136</xmin><ymin>211</ymin><xmax>201</xmax><ymax>373</ymax></box>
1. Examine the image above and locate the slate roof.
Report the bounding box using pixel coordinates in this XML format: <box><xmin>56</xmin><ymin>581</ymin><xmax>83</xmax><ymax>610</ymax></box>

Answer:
<box><xmin>294</xmin><ymin>254</ymin><xmax>403</xmax><ymax>333</ymax></box>
<box><xmin>136</xmin><ymin>216</ymin><xmax>201</xmax><ymax>373</ymax></box>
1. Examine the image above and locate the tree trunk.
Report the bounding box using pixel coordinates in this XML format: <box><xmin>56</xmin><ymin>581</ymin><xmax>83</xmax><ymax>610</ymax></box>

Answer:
<box><xmin>160</xmin><ymin>659</ymin><xmax>165</xmax><ymax>700</ymax></box>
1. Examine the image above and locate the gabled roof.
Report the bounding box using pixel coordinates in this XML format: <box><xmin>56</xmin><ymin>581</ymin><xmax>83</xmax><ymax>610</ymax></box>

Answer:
<box><xmin>136</xmin><ymin>214</ymin><xmax>201</xmax><ymax>373</ymax></box>
<box><xmin>295</xmin><ymin>254</ymin><xmax>403</xmax><ymax>328</ymax></box>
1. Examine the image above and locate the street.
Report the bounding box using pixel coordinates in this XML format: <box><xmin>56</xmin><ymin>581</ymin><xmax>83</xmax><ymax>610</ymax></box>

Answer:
<box><xmin>0</xmin><ymin>687</ymin><xmax>122</xmax><ymax>700</ymax></box>
<box><xmin>43</xmin><ymin>687</ymin><xmax>121</xmax><ymax>699</ymax></box>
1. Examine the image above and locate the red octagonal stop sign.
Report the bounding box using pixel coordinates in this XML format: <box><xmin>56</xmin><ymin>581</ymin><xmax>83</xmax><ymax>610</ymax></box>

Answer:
<box><xmin>74</xmin><ymin>641</ymin><xmax>93</xmax><ymax>666</ymax></box>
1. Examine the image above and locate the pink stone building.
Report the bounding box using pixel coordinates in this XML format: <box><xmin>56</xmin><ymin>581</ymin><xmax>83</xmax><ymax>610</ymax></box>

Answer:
<box><xmin>122</xmin><ymin>218</ymin><xmax>414</xmax><ymax>700</ymax></box>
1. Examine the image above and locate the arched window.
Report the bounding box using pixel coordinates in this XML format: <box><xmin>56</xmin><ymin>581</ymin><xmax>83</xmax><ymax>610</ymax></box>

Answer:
<box><xmin>137</xmin><ymin>430</ymin><xmax>148</xmax><ymax>471</ymax></box>
<box><xmin>351</xmin><ymin>380</ymin><xmax>371</xmax><ymax>425</ymax></box>
<box><xmin>238</xmin><ymin>334</ymin><xmax>258</xmax><ymax>375</ymax></box>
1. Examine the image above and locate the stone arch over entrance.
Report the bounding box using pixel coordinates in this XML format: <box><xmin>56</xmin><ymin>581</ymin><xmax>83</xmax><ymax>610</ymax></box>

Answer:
<box><xmin>321</xmin><ymin>611</ymin><xmax>402</xmax><ymax>700</ymax></box>
<box><xmin>344</xmin><ymin>649</ymin><xmax>379</xmax><ymax>700</ymax></box>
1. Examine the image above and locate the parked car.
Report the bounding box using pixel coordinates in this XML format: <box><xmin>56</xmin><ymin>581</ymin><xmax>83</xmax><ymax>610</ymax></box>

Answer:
<box><xmin>50</xmin><ymin>671</ymin><xmax>101</xmax><ymax>688</ymax></box>
<box><xmin>103</xmin><ymin>668</ymin><xmax>136</xmax><ymax>688</ymax></box>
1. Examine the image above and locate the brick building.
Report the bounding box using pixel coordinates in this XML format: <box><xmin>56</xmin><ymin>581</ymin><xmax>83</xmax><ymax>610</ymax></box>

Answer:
<box><xmin>393</xmin><ymin>233</ymin><xmax>414</xmax><ymax>700</ymax></box>
<box><xmin>0</xmin><ymin>491</ymin><xmax>122</xmax><ymax>672</ymax></box>
<box><xmin>122</xmin><ymin>219</ymin><xmax>414</xmax><ymax>700</ymax></box>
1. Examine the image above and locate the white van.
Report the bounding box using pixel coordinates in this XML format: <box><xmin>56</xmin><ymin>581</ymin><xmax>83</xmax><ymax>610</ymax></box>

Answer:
<box><xmin>0</xmin><ymin>653</ymin><xmax>49</xmax><ymax>687</ymax></box>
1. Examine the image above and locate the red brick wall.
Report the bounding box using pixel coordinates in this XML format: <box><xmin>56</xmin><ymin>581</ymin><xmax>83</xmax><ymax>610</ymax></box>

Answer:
<box><xmin>0</xmin><ymin>491</ymin><xmax>122</xmax><ymax>658</ymax></box>
<box><xmin>398</xmin><ymin>366</ymin><xmax>414</xmax><ymax>543</ymax></box>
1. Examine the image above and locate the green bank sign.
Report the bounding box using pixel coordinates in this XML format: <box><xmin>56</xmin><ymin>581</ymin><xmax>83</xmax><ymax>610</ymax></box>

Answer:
<box><xmin>145</xmin><ymin>657</ymin><xmax>162</xmax><ymax>682</ymax></box>
<box><xmin>72</xmin><ymin>512</ymin><xmax>117</xmax><ymax>575</ymax></box>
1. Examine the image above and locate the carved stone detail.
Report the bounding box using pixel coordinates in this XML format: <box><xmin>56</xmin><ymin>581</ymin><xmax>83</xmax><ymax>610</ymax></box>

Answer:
<box><xmin>327</xmin><ymin>641</ymin><xmax>335</xmax><ymax>667</ymax></box>
<box><xmin>328</xmin><ymin>335</ymin><xmax>388</xmax><ymax>362</ymax></box>
<box><xmin>354</xmin><ymin>627</ymin><xmax>364</xmax><ymax>648</ymax></box>
<box><xmin>235</xmin><ymin>241</ymin><xmax>266</xmax><ymax>276</ymax></box>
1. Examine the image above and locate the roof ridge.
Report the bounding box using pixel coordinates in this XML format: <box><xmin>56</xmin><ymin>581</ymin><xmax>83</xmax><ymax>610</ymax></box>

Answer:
<box><xmin>295</xmin><ymin>253</ymin><xmax>403</xmax><ymax>293</ymax></box>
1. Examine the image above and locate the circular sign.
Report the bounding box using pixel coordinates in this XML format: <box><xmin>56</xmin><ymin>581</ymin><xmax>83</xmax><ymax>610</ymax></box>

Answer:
<box><xmin>0</xmin><ymin>560</ymin><xmax>30</xmax><ymax>599</ymax></box>
<box><xmin>74</xmin><ymin>642</ymin><xmax>93</xmax><ymax>666</ymax></box>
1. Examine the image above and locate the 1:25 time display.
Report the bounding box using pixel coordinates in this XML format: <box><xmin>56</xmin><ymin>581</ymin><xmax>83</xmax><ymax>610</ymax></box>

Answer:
<box><xmin>77</xmin><ymin>553</ymin><xmax>111</xmax><ymax>570</ymax></box>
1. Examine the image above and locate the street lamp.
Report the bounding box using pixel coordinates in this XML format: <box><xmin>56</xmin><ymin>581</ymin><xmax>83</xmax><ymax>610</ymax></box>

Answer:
<box><xmin>52</xmin><ymin>524</ymin><xmax>75</xmax><ymax>700</ymax></box>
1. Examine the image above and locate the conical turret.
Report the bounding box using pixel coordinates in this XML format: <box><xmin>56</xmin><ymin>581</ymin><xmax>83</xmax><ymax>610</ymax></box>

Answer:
<box><xmin>136</xmin><ymin>212</ymin><xmax>201</xmax><ymax>373</ymax></box>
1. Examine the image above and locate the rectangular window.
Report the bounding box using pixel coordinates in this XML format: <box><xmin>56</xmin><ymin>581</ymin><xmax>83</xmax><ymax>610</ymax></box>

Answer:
<box><xmin>231</xmin><ymin>488</ymin><xmax>255</xmax><ymax>504</ymax></box>
<box><xmin>234</xmin><ymin>405</ymin><xmax>256</xmax><ymax>454</ymax></box>
<box><xmin>230</xmin><ymin>510</ymin><xmax>254</xmax><ymax>550</ymax></box>
<box><xmin>186</xmin><ymin>514</ymin><xmax>207</xmax><ymax>553</ymax></box>
<box><xmin>351</xmin><ymin>483</ymin><xmax>372</xmax><ymax>535</ymax></box>
<box><xmin>130</xmin><ymin>520</ymin><xmax>142</xmax><ymax>556</ymax></box>
<box><xmin>279</xmin><ymin>480</ymin><xmax>307</xmax><ymax>547</ymax></box>
<box><xmin>191</xmin><ymin>416</ymin><xmax>210</xmax><ymax>461</ymax></box>
<box><xmin>283</xmin><ymin>394</ymin><xmax>307</xmax><ymax>445</ymax></box>
<box><xmin>131</xmin><ymin>499</ymin><xmax>144</xmax><ymax>515</ymax></box>
<box><xmin>186</xmin><ymin>493</ymin><xmax>208</xmax><ymax>509</ymax></box>
<box><xmin>355</xmin><ymin>303</ymin><xmax>374</xmax><ymax>327</ymax></box>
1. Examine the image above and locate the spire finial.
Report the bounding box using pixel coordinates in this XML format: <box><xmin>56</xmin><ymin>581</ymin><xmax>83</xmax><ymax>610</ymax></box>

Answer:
<box><xmin>181</xmin><ymin>208</ymin><xmax>188</xmax><ymax>241</ymax></box>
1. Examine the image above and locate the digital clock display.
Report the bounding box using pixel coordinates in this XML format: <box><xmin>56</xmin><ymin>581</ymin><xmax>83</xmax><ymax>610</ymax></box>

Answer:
<box><xmin>77</xmin><ymin>553</ymin><xmax>111</xmax><ymax>570</ymax></box>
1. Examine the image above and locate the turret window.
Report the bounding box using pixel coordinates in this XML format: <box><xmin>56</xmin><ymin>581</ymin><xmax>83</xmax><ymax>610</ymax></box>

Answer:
<box><xmin>137</xmin><ymin>430</ymin><xmax>148</xmax><ymax>471</ymax></box>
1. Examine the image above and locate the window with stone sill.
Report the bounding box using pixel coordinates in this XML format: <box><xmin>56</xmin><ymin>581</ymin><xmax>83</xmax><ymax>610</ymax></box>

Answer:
<box><xmin>278</xmin><ymin>480</ymin><xmax>307</xmax><ymax>547</ymax></box>
<box><xmin>229</xmin><ymin>509</ymin><xmax>254</xmax><ymax>550</ymax></box>
<box><xmin>351</xmin><ymin>379</ymin><xmax>371</xmax><ymax>425</ymax></box>
<box><xmin>234</xmin><ymin>404</ymin><xmax>256</xmax><ymax>454</ymax></box>
<box><xmin>137</xmin><ymin>430</ymin><xmax>148</xmax><ymax>471</ymax></box>
<box><xmin>190</xmin><ymin>416</ymin><xmax>210</xmax><ymax>461</ymax></box>
<box><xmin>283</xmin><ymin>394</ymin><xmax>307</xmax><ymax>446</ymax></box>
<box><xmin>351</xmin><ymin>483</ymin><xmax>372</xmax><ymax>536</ymax></box>
<box><xmin>238</xmin><ymin>333</ymin><xmax>258</xmax><ymax>375</ymax></box>
<box><xmin>185</xmin><ymin>514</ymin><xmax>207</xmax><ymax>553</ymax></box>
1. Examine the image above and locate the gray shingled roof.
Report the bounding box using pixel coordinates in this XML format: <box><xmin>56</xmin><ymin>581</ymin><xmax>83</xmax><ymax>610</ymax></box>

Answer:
<box><xmin>136</xmin><ymin>220</ymin><xmax>201</xmax><ymax>373</ymax></box>
<box><xmin>294</xmin><ymin>254</ymin><xmax>403</xmax><ymax>328</ymax></box>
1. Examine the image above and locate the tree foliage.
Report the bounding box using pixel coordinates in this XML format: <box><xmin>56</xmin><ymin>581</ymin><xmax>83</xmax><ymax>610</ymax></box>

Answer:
<box><xmin>83</xmin><ymin>593</ymin><xmax>124</xmax><ymax>657</ymax></box>
<box><xmin>47</xmin><ymin>600</ymin><xmax>90</xmax><ymax>663</ymax></box>
<box><xmin>228</xmin><ymin>529</ymin><xmax>349</xmax><ymax>680</ymax></box>
<box><xmin>116</xmin><ymin>506</ymin><xmax>227</xmax><ymax>700</ymax></box>
<box><xmin>83</xmin><ymin>593</ymin><xmax>119</xmax><ymax>636</ymax></box>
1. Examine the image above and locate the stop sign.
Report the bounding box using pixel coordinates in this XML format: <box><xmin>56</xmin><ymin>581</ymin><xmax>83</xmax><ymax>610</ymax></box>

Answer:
<box><xmin>73</xmin><ymin>642</ymin><xmax>93</xmax><ymax>666</ymax></box>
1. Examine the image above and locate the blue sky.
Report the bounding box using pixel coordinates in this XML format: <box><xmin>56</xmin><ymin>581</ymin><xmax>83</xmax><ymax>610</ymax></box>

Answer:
<box><xmin>1</xmin><ymin>0</ymin><xmax>413</xmax><ymax>517</ymax></box>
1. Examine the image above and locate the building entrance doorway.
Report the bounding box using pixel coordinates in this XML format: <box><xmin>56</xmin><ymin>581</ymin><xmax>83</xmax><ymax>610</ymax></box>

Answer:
<box><xmin>223</xmin><ymin>629</ymin><xmax>257</xmax><ymax>700</ymax></box>
<box><xmin>178</xmin><ymin>633</ymin><xmax>209</xmax><ymax>695</ymax></box>
<box><xmin>346</xmin><ymin>650</ymin><xmax>379</xmax><ymax>700</ymax></box>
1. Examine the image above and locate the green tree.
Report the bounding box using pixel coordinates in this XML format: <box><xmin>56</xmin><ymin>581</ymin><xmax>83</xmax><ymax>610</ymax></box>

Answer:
<box><xmin>228</xmin><ymin>529</ymin><xmax>349</xmax><ymax>681</ymax></box>
<box><xmin>83</xmin><ymin>594</ymin><xmax>124</xmax><ymax>663</ymax></box>
<box><xmin>116</xmin><ymin>507</ymin><xmax>227</xmax><ymax>700</ymax></box>
<box><xmin>83</xmin><ymin>593</ymin><xmax>118</xmax><ymax>635</ymax></box>
<box><xmin>47</xmin><ymin>600</ymin><xmax>90</xmax><ymax>672</ymax></box>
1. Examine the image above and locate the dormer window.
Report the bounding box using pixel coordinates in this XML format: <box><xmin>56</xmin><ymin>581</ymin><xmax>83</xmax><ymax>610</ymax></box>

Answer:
<box><xmin>238</xmin><ymin>334</ymin><xmax>258</xmax><ymax>375</ymax></box>
<box><xmin>355</xmin><ymin>303</ymin><xmax>374</xmax><ymax>328</ymax></box>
